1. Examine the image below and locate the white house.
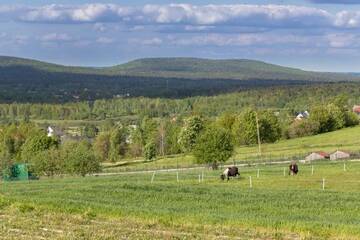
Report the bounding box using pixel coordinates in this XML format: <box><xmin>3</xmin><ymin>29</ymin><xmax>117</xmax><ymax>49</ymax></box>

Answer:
<box><xmin>330</xmin><ymin>151</ymin><xmax>350</xmax><ymax>161</ymax></box>
<box><xmin>295</xmin><ymin>111</ymin><xmax>310</xmax><ymax>121</ymax></box>
<box><xmin>47</xmin><ymin>126</ymin><xmax>54</xmax><ymax>137</ymax></box>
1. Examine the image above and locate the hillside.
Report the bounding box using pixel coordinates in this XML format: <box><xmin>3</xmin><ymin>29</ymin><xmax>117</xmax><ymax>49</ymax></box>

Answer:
<box><xmin>111</xmin><ymin>58</ymin><xmax>356</xmax><ymax>81</ymax></box>
<box><xmin>0</xmin><ymin>56</ymin><xmax>359</xmax><ymax>103</ymax></box>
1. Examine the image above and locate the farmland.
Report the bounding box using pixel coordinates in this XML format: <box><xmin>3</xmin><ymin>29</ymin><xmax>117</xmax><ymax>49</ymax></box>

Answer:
<box><xmin>1</xmin><ymin>161</ymin><xmax>360</xmax><ymax>239</ymax></box>
<box><xmin>103</xmin><ymin>126</ymin><xmax>360</xmax><ymax>172</ymax></box>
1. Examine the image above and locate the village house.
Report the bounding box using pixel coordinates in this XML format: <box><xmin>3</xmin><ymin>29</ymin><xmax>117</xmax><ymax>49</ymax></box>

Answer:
<box><xmin>330</xmin><ymin>150</ymin><xmax>350</xmax><ymax>161</ymax></box>
<box><xmin>295</xmin><ymin>111</ymin><xmax>309</xmax><ymax>121</ymax></box>
<box><xmin>305</xmin><ymin>151</ymin><xmax>330</xmax><ymax>162</ymax></box>
<box><xmin>353</xmin><ymin>105</ymin><xmax>360</xmax><ymax>116</ymax></box>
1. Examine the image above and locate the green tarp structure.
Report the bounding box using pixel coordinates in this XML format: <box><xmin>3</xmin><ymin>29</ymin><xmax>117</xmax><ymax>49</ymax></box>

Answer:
<box><xmin>2</xmin><ymin>164</ymin><xmax>29</xmax><ymax>181</ymax></box>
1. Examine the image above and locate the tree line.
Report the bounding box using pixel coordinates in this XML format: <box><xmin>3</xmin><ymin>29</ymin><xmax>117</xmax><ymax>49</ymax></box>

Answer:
<box><xmin>1</xmin><ymin>83</ymin><xmax>360</xmax><ymax>122</ymax></box>
<box><xmin>1</xmin><ymin>97</ymin><xmax>357</xmax><ymax>176</ymax></box>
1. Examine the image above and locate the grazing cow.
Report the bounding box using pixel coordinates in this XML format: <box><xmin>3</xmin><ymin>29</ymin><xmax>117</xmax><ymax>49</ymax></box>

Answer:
<box><xmin>220</xmin><ymin>166</ymin><xmax>239</xmax><ymax>181</ymax></box>
<box><xmin>289</xmin><ymin>161</ymin><xmax>299</xmax><ymax>175</ymax></box>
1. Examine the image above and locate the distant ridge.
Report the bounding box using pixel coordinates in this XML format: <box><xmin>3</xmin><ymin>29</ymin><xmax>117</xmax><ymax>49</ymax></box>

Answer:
<box><xmin>0</xmin><ymin>56</ymin><xmax>358</xmax><ymax>103</ymax></box>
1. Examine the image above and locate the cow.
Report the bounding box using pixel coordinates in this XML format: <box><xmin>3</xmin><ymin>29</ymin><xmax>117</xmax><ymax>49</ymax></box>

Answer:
<box><xmin>220</xmin><ymin>166</ymin><xmax>239</xmax><ymax>181</ymax></box>
<box><xmin>289</xmin><ymin>161</ymin><xmax>299</xmax><ymax>175</ymax></box>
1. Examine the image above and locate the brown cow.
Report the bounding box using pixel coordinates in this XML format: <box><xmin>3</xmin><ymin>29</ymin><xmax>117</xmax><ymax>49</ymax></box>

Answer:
<box><xmin>289</xmin><ymin>161</ymin><xmax>299</xmax><ymax>175</ymax></box>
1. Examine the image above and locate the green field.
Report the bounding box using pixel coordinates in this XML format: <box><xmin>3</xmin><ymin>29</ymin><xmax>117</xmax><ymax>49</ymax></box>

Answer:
<box><xmin>103</xmin><ymin>126</ymin><xmax>360</xmax><ymax>173</ymax></box>
<box><xmin>1</xmin><ymin>161</ymin><xmax>360</xmax><ymax>239</ymax></box>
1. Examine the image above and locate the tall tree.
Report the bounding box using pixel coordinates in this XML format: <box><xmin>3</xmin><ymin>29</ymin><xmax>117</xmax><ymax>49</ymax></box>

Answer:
<box><xmin>178</xmin><ymin>116</ymin><xmax>204</xmax><ymax>152</ymax></box>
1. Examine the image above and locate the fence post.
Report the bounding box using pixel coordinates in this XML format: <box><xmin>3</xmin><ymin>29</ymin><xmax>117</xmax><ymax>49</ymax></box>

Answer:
<box><xmin>151</xmin><ymin>171</ymin><xmax>156</xmax><ymax>183</ymax></box>
<box><xmin>343</xmin><ymin>163</ymin><xmax>346</xmax><ymax>172</ymax></box>
<box><xmin>311</xmin><ymin>165</ymin><xmax>314</xmax><ymax>175</ymax></box>
<box><xmin>283</xmin><ymin>167</ymin><xmax>286</xmax><ymax>177</ymax></box>
<box><xmin>202</xmin><ymin>171</ymin><xmax>204</xmax><ymax>182</ymax></box>
<box><xmin>257</xmin><ymin>169</ymin><xmax>260</xmax><ymax>178</ymax></box>
<box><xmin>198</xmin><ymin>174</ymin><xmax>201</xmax><ymax>183</ymax></box>
<box><xmin>322</xmin><ymin>178</ymin><xmax>325</xmax><ymax>191</ymax></box>
<box><xmin>249</xmin><ymin>176</ymin><xmax>252</xmax><ymax>188</ymax></box>
<box><xmin>177</xmin><ymin>172</ymin><xmax>179</xmax><ymax>182</ymax></box>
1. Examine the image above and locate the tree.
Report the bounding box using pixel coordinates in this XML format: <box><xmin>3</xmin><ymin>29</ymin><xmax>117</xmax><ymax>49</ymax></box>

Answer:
<box><xmin>21</xmin><ymin>133</ymin><xmax>59</xmax><ymax>163</ymax></box>
<box><xmin>216</xmin><ymin>112</ymin><xmax>236</xmax><ymax>131</ymax></box>
<box><xmin>193</xmin><ymin>126</ymin><xmax>234</xmax><ymax>169</ymax></box>
<box><xmin>285</xmin><ymin>119</ymin><xmax>320</xmax><ymax>139</ymax></box>
<box><xmin>109</xmin><ymin>127</ymin><xmax>128</xmax><ymax>162</ymax></box>
<box><xmin>30</xmin><ymin>147</ymin><xmax>63</xmax><ymax>177</ymax></box>
<box><xmin>82</xmin><ymin>124</ymin><xmax>99</xmax><ymax>138</ymax></box>
<box><xmin>93</xmin><ymin>132</ymin><xmax>111</xmax><ymax>162</ymax></box>
<box><xmin>144</xmin><ymin>141</ymin><xmax>157</xmax><ymax>161</ymax></box>
<box><xmin>62</xmin><ymin>141</ymin><xmax>101</xmax><ymax>177</ymax></box>
<box><xmin>258</xmin><ymin>111</ymin><xmax>281</xmax><ymax>143</ymax></box>
<box><xmin>232</xmin><ymin>109</ymin><xmax>257</xmax><ymax>145</ymax></box>
<box><xmin>178</xmin><ymin>116</ymin><xmax>204</xmax><ymax>152</ymax></box>
<box><xmin>139</xmin><ymin>116</ymin><xmax>158</xmax><ymax>146</ymax></box>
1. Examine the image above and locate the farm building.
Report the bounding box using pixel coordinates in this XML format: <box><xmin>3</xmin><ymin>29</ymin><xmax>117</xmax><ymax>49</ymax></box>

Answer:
<box><xmin>305</xmin><ymin>152</ymin><xmax>330</xmax><ymax>162</ymax></box>
<box><xmin>330</xmin><ymin>150</ymin><xmax>350</xmax><ymax>160</ymax></box>
<box><xmin>353</xmin><ymin>105</ymin><xmax>360</xmax><ymax>116</ymax></box>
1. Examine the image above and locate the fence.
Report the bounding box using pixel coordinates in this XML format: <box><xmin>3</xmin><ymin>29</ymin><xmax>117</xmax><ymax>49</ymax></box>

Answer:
<box><xmin>109</xmin><ymin>160</ymin><xmax>360</xmax><ymax>192</ymax></box>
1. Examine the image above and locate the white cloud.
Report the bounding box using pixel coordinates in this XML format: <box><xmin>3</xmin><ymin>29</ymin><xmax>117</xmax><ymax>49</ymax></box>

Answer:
<box><xmin>326</xmin><ymin>33</ymin><xmax>357</xmax><ymax>47</ymax></box>
<box><xmin>96</xmin><ymin>37</ymin><xmax>114</xmax><ymax>44</ymax></box>
<box><xmin>334</xmin><ymin>11</ymin><xmax>360</xmax><ymax>28</ymax></box>
<box><xmin>40</xmin><ymin>33</ymin><xmax>73</xmax><ymax>42</ymax></box>
<box><xmin>93</xmin><ymin>22</ymin><xmax>107</xmax><ymax>32</ymax></box>
<box><xmin>130</xmin><ymin>37</ymin><xmax>163</xmax><ymax>46</ymax></box>
<box><xmin>0</xmin><ymin>3</ymin><xmax>353</xmax><ymax>29</ymax></box>
<box><xmin>168</xmin><ymin>33</ymin><xmax>312</xmax><ymax>47</ymax></box>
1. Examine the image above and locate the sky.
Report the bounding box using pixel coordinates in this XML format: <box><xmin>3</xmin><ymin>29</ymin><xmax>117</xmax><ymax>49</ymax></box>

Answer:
<box><xmin>1</xmin><ymin>0</ymin><xmax>360</xmax><ymax>71</ymax></box>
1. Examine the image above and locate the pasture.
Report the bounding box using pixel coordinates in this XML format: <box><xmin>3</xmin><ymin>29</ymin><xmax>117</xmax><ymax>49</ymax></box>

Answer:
<box><xmin>1</xmin><ymin>161</ymin><xmax>360</xmax><ymax>239</ymax></box>
<box><xmin>103</xmin><ymin>126</ymin><xmax>360</xmax><ymax>173</ymax></box>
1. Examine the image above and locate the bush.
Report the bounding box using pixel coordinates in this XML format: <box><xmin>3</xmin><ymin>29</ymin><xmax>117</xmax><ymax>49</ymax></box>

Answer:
<box><xmin>62</xmin><ymin>141</ymin><xmax>101</xmax><ymax>177</ymax></box>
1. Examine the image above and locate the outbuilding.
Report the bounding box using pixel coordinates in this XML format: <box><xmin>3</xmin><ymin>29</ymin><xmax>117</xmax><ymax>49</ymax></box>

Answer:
<box><xmin>330</xmin><ymin>150</ymin><xmax>350</xmax><ymax>160</ymax></box>
<box><xmin>305</xmin><ymin>152</ymin><xmax>329</xmax><ymax>162</ymax></box>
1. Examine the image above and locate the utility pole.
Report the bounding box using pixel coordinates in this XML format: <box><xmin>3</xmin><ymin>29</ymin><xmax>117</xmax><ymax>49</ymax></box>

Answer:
<box><xmin>255</xmin><ymin>112</ymin><xmax>262</xmax><ymax>157</ymax></box>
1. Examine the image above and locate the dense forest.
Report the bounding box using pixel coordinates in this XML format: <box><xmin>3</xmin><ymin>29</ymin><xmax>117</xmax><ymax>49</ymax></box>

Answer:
<box><xmin>0</xmin><ymin>56</ymin><xmax>359</xmax><ymax>103</ymax></box>
<box><xmin>1</xmin><ymin>83</ymin><xmax>360</xmax><ymax>121</ymax></box>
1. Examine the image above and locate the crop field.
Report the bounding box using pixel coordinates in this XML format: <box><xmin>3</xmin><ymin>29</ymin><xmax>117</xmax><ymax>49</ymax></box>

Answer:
<box><xmin>1</xmin><ymin>161</ymin><xmax>360</xmax><ymax>239</ymax></box>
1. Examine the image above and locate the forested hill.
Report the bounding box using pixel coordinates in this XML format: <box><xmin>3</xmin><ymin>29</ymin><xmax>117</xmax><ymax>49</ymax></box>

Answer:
<box><xmin>0</xmin><ymin>56</ymin><xmax>358</xmax><ymax>103</ymax></box>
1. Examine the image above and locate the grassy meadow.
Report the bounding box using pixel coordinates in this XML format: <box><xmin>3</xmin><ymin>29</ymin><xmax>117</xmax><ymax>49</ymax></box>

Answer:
<box><xmin>103</xmin><ymin>126</ymin><xmax>360</xmax><ymax>172</ymax></box>
<box><xmin>1</xmin><ymin>161</ymin><xmax>360</xmax><ymax>239</ymax></box>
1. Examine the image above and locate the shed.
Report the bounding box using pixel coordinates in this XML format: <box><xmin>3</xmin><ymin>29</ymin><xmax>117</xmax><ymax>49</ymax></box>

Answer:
<box><xmin>330</xmin><ymin>150</ymin><xmax>350</xmax><ymax>160</ymax></box>
<box><xmin>2</xmin><ymin>164</ymin><xmax>29</xmax><ymax>181</ymax></box>
<box><xmin>305</xmin><ymin>152</ymin><xmax>329</xmax><ymax>162</ymax></box>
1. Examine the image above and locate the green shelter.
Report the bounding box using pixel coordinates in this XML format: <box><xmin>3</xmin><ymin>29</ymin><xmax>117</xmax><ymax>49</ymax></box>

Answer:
<box><xmin>2</xmin><ymin>164</ymin><xmax>29</xmax><ymax>181</ymax></box>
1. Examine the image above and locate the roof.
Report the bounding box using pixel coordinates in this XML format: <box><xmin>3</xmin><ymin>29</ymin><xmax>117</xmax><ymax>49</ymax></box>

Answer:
<box><xmin>353</xmin><ymin>105</ymin><xmax>360</xmax><ymax>113</ymax></box>
<box><xmin>331</xmin><ymin>150</ymin><xmax>350</xmax><ymax>155</ymax></box>
<box><xmin>314</xmin><ymin>151</ymin><xmax>329</xmax><ymax>157</ymax></box>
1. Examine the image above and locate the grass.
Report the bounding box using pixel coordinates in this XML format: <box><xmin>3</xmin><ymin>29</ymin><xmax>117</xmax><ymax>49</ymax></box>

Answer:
<box><xmin>103</xmin><ymin>126</ymin><xmax>360</xmax><ymax>172</ymax></box>
<box><xmin>1</xmin><ymin>161</ymin><xmax>360</xmax><ymax>239</ymax></box>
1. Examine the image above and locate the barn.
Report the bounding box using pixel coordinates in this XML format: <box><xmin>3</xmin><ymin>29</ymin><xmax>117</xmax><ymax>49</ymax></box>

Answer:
<box><xmin>305</xmin><ymin>152</ymin><xmax>330</xmax><ymax>162</ymax></box>
<box><xmin>330</xmin><ymin>150</ymin><xmax>350</xmax><ymax>160</ymax></box>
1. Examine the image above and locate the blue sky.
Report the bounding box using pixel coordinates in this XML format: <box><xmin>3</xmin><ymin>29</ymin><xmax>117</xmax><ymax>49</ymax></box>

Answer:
<box><xmin>1</xmin><ymin>0</ymin><xmax>360</xmax><ymax>71</ymax></box>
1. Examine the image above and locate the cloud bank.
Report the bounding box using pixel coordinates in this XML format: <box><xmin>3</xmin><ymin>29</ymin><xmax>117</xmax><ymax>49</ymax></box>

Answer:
<box><xmin>0</xmin><ymin>3</ymin><xmax>357</xmax><ymax>29</ymax></box>
<box><xmin>309</xmin><ymin>0</ymin><xmax>360</xmax><ymax>4</ymax></box>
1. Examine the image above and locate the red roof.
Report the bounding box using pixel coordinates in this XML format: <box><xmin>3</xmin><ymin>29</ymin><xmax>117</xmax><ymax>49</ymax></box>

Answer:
<box><xmin>353</xmin><ymin>105</ymin><xmax>360</xmax><ymax>113</ymax></box>
<box><xmin>316</xmin><ymin>151</ymin><xmax>329</xmax><ymax>157</ymax></box>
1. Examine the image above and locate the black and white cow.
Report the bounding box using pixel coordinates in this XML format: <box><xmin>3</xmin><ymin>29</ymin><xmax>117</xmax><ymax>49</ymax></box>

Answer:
<box><xmin>220</xmin><ymin>166</ymin><xmax>239</xmax><ymax>181</ymax></box>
